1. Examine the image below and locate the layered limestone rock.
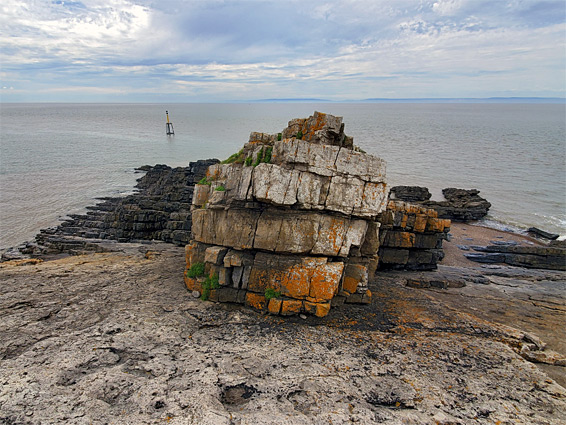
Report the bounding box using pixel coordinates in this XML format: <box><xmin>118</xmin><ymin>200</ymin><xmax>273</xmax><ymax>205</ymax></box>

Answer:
<box><xmin>377</xmin><ymin>200</ymin><xmax>451</xmax><ymax>271</ymax></box>
<box><xmin>185</xmin><ymin>112</ymin><xmax>387</xmax><ymax>317</ymax></box>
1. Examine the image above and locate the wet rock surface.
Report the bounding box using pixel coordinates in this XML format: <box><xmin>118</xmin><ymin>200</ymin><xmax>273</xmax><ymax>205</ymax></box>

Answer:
<box><xmin>1</xmin><ymin>244</ymin><xmax>565</xmax><ymax>424</ymax></box>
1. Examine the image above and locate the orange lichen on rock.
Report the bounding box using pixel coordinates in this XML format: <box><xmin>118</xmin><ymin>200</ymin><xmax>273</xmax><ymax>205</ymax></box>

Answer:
<box><xmin>281</xmin><ymin>299</ymin><xmax>303</xmax><ymax>316</ymax></box>
<box><xmin>304</xmin><ymin>301</ymin><xmax>331</xmax><ymax>317</ymax></box>
<box><xmin>246</xmin><ymin>292</ymin><xmax>267</xmax><ymax>311</ymax></box>
<box><xmin>426</xmin><ymin>217</ymin><xmax>451</xmax><ymax>233</ymax></box>
<box><xmin>268</xmin><ymin>298</ymin><xmax>283</xmax><ymax>315</ymax></box>
<box><xmin>309</xmin><ymin>262</ymin><xmax>344</xmax><ymax>301</ymax></box>
<box><xmin>279</xmin><ymin>263</ymin><xmax>312</xmax><ymax>299</ymax></box>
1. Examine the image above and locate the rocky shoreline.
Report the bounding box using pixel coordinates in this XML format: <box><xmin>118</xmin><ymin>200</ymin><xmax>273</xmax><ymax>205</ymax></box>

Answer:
<box><xmin>1</xmin><ymin>112</ymin><xmax>565</xmax><ymax>424</ymax></box>
<box><xmin>1</xmin><ymin>182</ymin><xmax>565</xmax><ymax>424</ymax></box>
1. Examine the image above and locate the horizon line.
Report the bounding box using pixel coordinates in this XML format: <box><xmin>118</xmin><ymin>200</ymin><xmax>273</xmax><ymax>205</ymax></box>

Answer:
<box><xmin>2</xmin><ymin>96</ymin><xmax>565</xmax><ymax>104</ymax></box>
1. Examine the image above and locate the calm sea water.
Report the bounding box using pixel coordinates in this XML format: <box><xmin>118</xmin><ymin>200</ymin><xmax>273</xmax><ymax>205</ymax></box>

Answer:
<box><xmin>1</xmin><ymin>103</ymin><xmax>565</xmax><ymax>249</ymax></box>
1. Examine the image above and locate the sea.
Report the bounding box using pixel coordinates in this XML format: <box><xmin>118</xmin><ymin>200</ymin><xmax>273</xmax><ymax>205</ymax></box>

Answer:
<box><xmin>1</xmin><ymin>102</ymin><xmax>565</xmax><ymax>250</ymax></box>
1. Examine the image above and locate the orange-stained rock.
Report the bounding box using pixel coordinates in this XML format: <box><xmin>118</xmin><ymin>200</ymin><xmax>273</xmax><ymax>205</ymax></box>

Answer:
<box><xmin>279</xmin><ymin>264</ymin><xmax>311</xmax><ymax>299</ymax></box>
<box><xmin>309</xmin><ymin>262</ymin><xmax>344</xmax><ymax>301</ymax></box>
<box><xmin>383</xmin><ymin>231</ymin><xmax>415</xmax><ymax>248</ymax></box>
<box><xmin>245</xmin><ymin>292</ymin><xmax>267</xmax><ymax>311</ymax></box>
<box><xmin>341</xmin><ymin>276</ymin><xmax>359</xmax><ymax>295</ymax></box>
<box><xmin>184</xmin><ymin>275</ymin><xmax>204</xmax><ymax>292</ymax></box>
<box><xmin>413</xmin><ymin>214</ymin><xmax>428</xmax><ymax>233</ymax></box>
<box><xmin>426</xmin><ymin>217</ymin><xmax>450</xmax><ymax>233</ymax></box>
<box><xmin>304</xmin><ymin>301</ymin><xmax>331</xmax><ymax>317</ymax></box>
<box><xmin>185</xmin><ymin>242</ymin><xmax>198</xmax><ymax>265</ymax></box>
<box><xmin>281</xmin><ymin>299</ymin><xmax>303</xmax><ymax>316</ymax></box>
<box><xmin>268</xmin><ymin>298</ymin><xmax>283</xmax><ymax>315</ymax></box>
<box><xmin>247</xmin><ymin>268</ymin><xmax>270</xmax><ymax>293</ymax></box>
<box><xmin>192</xmin><ymin>184</ymin><xmax>211</xmax><ymax>207</ymax></box>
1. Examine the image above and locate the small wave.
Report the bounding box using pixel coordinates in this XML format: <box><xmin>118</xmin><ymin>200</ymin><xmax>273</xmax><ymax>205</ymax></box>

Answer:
<box><xmin>478</xmin><ymin>216</ymin><xmax>566</xmax><ymax>240</ymax></box>
<box><xmin>474</xmin><ymin>218</ymin><xmax>528</xmax><ymax>235</ymax></box>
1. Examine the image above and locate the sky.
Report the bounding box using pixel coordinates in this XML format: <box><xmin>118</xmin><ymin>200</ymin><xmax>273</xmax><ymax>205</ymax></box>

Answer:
<box><xmin>1</xmin><ymin>0</ymin><xmax>565</xmax><ymax>102</ymax></box>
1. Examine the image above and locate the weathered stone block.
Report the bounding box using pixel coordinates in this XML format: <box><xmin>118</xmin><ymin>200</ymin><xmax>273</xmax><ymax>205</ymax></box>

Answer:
<box><xmin>335</xmin><ymin>148</ymin><xmax>386</xmax><ymax>184</ymax></box>
<box><xmin>304</xmin><ymin>301</ymin><xmax>331</xmax><ymax>317</ymax></box>
<box><xmin>218</xmin><ymin>267</ymin><xmax>232</xmax><ymax>286</ymax></box>
<box><xmin>414</xmin><ymin>234</ymin><xmax>441</xmax><ymax>249</ymax></box>
<box><xmin>341</xmin><ymin>263</ymin><xmax>367</xmax><ymax>295</ymax></box>
<box><xmin>231</xmin><ymin>266</ymin><xmax>243</xmax><ymax>288</ymax></box>
<box><xmin>279</xmin><ymin>262</ymin><xmax>312</xmax><ymax>299</ymax></box>
<box><xmin>192</xmin><ymin>209</ymin><xmax>258</xmax><ymax>250</ymax></box>
<box><xmin>413</xmin><ymin>214</ymin><xmax>428</xmax><ymax>233</ymax></box>
<box><xmin>426</xmin><ymin>217</ymin><xmax>450</xmax><ymax>233</ymax></box>
<box><xmin>268</xmin><ymin>298</ymin><xmax>283</xmax><ymax>315</ymax></box>
<box><xmin>383</xmin><ymin>231</ymin><xmax>415</xmax><ymax>248</ymax></box>
<box><xmin>192</xmin><ymin>184</ymin><xmax>211</xmax><ymax>207</ymax></box>
<box><xmin>353</xmin><ymin>182</ymin><xmax>389</xmax><ymax>217</ymax></box>
<box><xmin>281</xmin><ymin>300</ymin><xmax>303</xmax><ymax>316</ymax></box>
<box><xmin>309</xmin><ymin>262</ymin><xmax>344</xmax><ymax>301</ymax></box>
<box><xmin>380</xmin><ymin>248</ymin><xmax>409</xmax><ymax>265</ymax></box>
<box><xmin>325</xmin><ymin>176</ymin><xmax>364</xmax><ymax>215</ymax></box>
<box><xmin>217</xmin><ymin>287</ymin><xmax>239</xmax><ymax>303</ymax></box>
<box><xmin>252</xmin><ymin>164</ymin><xmax>300</xmax><ymax>206</ymax></box>
<box><xmin>344</xmin><ymin>290</ymin><xmax>372</xmax><ymax>304</ymax></box>
<box><xmin>245</xmin><ymin>292</ymin><xmax>267</xmax><ymax>311</ymax></box>
<box><xmin>361</xmin><ymin>221</ymin><xmax>381</xmax><ymax>256</ymax></box>
<box><xmin>204</xmin><ymin>246</ymin><xmax>228</xmax><ymax>265</ymax></box>
<box><xmin>296</xmin><ymin>172</ymin><xmax>329</xmax><ymax>210</ymax></box>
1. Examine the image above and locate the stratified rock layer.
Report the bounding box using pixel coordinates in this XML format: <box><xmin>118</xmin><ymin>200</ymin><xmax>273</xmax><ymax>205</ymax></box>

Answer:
<box><xmin>465</xmin><ymin>243</ymin><xmax>566</xmax><ymax>271</ymax></box>
<box><xmin>378</xmin><ymin>200</ymin><xmax>451</xmax><ymax>271</ymax></box>
<box><xmin>24</xmin><ymin>160</ymin><xmax>217</xmax><ymax>256</ymax></box>
<box><xmin>391</xmin><ymin>186</ymin><xmax>491</xmax><ymax>221</ymax></box>
<box><xmin>185</xmin><ymin>112</ymin><xmax>387</xmax><ymax>316</ymax></box>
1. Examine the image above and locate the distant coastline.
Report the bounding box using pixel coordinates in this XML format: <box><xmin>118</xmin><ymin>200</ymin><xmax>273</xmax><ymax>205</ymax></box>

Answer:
<box><xmin>251</xmin><ymin>97</ymin><xmax>566</xmax><ymax>104</ymax></box>
<box><xmin>2</xmin><ymin>97</ymin><xmax>564</xmax><ymax>104</ymax></box>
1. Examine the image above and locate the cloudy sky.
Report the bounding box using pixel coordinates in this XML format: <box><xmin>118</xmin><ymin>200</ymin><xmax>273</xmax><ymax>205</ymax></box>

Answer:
<box><xmin>1</xmin><ymin>0</ymin><xmax>565</xmax><ymax>102</ymax></box>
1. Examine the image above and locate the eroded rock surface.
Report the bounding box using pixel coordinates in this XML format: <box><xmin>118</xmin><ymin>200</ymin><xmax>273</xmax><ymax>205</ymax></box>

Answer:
<box><xmin>1</xmin><ymin>247</ymin><xmax>565</xmax><ymax>424</ymax></box>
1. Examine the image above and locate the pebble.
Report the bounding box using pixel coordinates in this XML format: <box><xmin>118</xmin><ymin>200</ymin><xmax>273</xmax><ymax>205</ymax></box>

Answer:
<box><xmin>191</xmin><ymin>291</ymin><xmax>200</xmax><ymax>298</ymax></box>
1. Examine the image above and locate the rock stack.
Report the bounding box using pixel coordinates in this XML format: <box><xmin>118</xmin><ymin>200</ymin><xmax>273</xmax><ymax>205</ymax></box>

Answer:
<box><xmin>377</xmin><ymin>200</ymin><xmax>451</xmax><ymax>271</ymax></box>
<box><xmin>184</xmin><ymin>112</ymin><xmax>389</xmax><ymax>317</ymax></box>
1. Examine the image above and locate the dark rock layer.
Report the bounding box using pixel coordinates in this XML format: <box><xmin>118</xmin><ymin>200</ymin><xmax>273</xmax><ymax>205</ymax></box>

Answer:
<box><xmin>20</xmin><ymin>160</ymin><xmax>218</xmax><ymax>257</ymax></box>
<box><xmin>465</xmin><ymin>243</ymin><xmax>566</xmax><ymax>271</ymax></box>
<box><xmin>390</xmin><ymin>186</ymin><xmax>491</xmax><ymax>221</ymax></box>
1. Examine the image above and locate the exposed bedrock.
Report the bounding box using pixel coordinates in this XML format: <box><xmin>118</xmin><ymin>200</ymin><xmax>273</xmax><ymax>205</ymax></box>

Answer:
<box><xmin>465</xmin><ymin>243</ymin><xmax>566</xmax><ymax>271</ymax></box>
<box><xmin>390</xmin><ymin>186</ymin><xmax>491</xmax><ymax>221</ymax></box>
<box><xmin>6</xmin><ymin>160</ymin><xmax>218</xmax><ymax>259</ymax></box>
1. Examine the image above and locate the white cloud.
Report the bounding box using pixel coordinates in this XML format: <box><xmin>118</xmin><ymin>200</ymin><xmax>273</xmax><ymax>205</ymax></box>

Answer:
<box><xmin>1</xmin><ymin>0</ymin><xmax>564</xmax><ymax>101</ymax></box>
